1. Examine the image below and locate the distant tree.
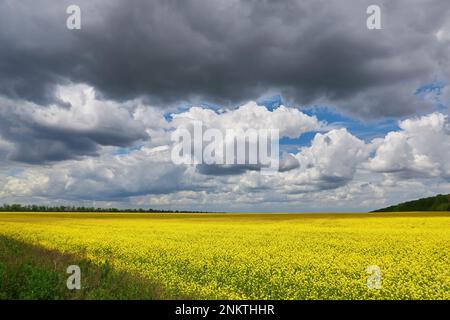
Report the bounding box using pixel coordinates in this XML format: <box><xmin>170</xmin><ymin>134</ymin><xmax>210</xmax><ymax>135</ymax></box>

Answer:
<box><xmin>0</xmin><ymin>203</ymin><xmax>212</xmax><ymax>213</ymax></box>
<box><xmin>373</xmin><ymin>194</ymin><xmax>450</xmax><ymax>212</ymax></box>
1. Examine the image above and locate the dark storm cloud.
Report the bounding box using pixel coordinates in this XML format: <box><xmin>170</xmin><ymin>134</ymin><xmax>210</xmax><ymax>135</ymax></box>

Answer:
<box><xmin>0</xmin><ymin>0</ymin><xmax>449</xmax><ymax>118</ymax></box>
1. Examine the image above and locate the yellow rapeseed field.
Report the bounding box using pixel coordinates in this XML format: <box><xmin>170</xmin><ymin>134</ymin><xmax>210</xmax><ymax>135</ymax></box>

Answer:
<box><xmin>0</xmin><ymin>212</ymin><xmax>449</xmax><ymax>299</ymax></box>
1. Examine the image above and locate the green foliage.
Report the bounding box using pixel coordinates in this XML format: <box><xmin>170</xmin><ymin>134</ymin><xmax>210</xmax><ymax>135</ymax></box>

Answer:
<box><xmin>373</xmin><ymin>194</ymin><xmax>450</xmax><ymax>212</ymax></box>
<box><xmin>0</xmin><ymin>204</ymin><xmax>209</xmax><ymax>213</ymax></box>
<box><xmin>0</xmin><ymin>236</ymin><xmax>163</xmax><ymax>300</ymax></box>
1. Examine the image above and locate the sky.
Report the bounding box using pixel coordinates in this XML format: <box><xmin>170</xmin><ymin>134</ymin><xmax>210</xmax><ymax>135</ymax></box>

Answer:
<box><xmin>0</xmin><ymin>0</ymin><xmax>449</xmax><ymax>212</ymax></box>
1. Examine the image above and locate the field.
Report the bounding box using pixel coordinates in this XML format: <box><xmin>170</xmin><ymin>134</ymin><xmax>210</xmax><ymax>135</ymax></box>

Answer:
<box><xmin>0</xmin><ymin>212</ymin><xmax>449</xmax><ymax>299</ymax></box>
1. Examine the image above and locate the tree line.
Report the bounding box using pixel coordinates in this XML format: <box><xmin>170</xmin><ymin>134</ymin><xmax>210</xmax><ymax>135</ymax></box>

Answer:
<box><xmin>372</xmin><ymin>194</ymin><xmax>450</xmax><ymax>212</ymax></box>
<box><xmin>0</xmin><ymin>204</ymin><xmax>209</xmax><ymax>213</ymax></box>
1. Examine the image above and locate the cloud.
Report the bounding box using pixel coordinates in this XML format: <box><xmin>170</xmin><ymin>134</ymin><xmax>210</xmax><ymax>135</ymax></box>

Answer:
<box><xmin>368</xmin><ymin>112</ymin><xmax>450</xmax><ymax>178</ymax></box>
<box><xmin>171</xmin><ymin>102</ymin><xmax>322</xmax><ymax>138</ymax></box>
<box><xmin>170</xmin><ymin>101</ymin><xmax>322</xmax><ymax>174</ymax></box>
<box><xmin>276</xmin><ymin>128</ymin><xmax>370</xmax><ymax>192</ymax></box>
<box><xmin>0</xmin><ymin>109</ymin><xmax>449</xmax><ymax>211</ymax></box>
<box><xmin>0</xmin><ymin>137</ymin><xmax>12</xmax><ymax>162</ymax></box>
<box><xmin>0</xmin><ymin>84</ymin><xmax>150</xmax><ymax>164</ymax></box>
<box><xmin>0</xmin><ymin>84</ymin><xmax>324</xmax><ymax>171</ymax></box>
<box><xmin>0</xmin><ymin>0</ymin><xmax>449</xmax><ymax>118</ymax></box>
<box><xmin>0</xmin><ymin>146</ymin><xmax>189</xmax><ymax>201</ymax></box>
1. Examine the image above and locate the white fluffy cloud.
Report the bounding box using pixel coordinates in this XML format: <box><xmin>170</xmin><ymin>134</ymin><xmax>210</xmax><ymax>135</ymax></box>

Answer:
<box><xmin>171</xmin><ymin>102</ymin><xmax>323</xmax><ymax>138</ymax></box>
<box><xmin>270</xmin><ymin>128</ymin><xmax>370</xmax><ymax>193</ymax></box>
<box><xmin>368</xmin><ymin>113</ymin><xmax>450</xmax><ymax>178</ymax></box>
<box><xmin>296</xmin><ymin>129</ymin><xmax>369</xmax><ymax>183</ymax></box>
